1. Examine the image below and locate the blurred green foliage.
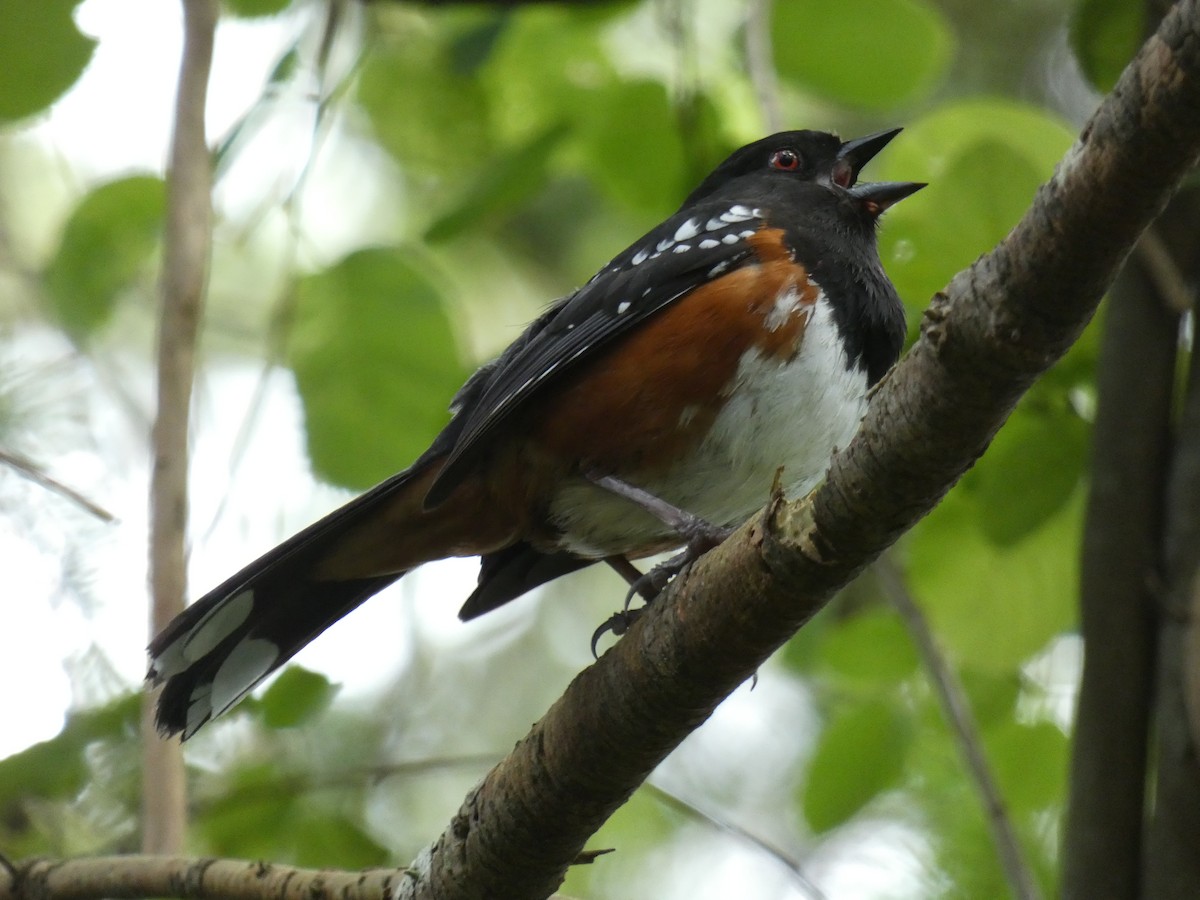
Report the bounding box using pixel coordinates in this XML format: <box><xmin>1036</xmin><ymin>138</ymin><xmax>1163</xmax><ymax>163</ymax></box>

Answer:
<box><xmin>0</xmin><ymin>0</ymin><xmax>1154</xmax><ymax>897</ymax></box>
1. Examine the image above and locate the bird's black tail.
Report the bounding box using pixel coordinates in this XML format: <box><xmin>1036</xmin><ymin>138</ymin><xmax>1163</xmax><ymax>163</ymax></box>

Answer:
<box><xmin>148</xmin><ymin>455</ymin><xmax>504</xmax><ymax>740</ymax></box>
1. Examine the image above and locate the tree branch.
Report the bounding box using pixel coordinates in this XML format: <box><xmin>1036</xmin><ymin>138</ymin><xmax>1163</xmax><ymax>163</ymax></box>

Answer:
<box><xmin>400</xmin><ymin>3</ymin><xmax>1200</xmax><ymax>896</ymax></box>
<box><xmin>1060</xmin><ymin>224</ymin><xmax>1177</xmax><ymax>899</ymax></box>
<box><xmin>0</xmin><ymin>448</ymin><xmax>115</xmax><ymax>522</ymax></box>
<box><xmin>143</xmin><ymin>0</ymin><xmax>218</xmax><ymax>855</ymax></box>
<box><xmin>744</xmin><ymin>0</ymin><xmax>783</xmax><ymax>133</ymax></box>
<box><xmin>0</xmin><ymin>856</ymin><xmax>404</xmax><ymax>900</ymax></box>
<box><xmin>1145</xmin><ymin>273</ymin><xmax>1200</xmax><ymax>898</ymax></box>
<box><xmin>878</xmin><ymin>557</ymin><xmax>1040</xmax><ymax>900</ymax></box>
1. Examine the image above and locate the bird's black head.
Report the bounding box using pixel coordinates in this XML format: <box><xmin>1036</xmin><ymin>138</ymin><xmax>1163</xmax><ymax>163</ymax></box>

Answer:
<box><xmin>681</xmin><ymin>128</ymin><xmax>924</xmax><ymax>222</ymax></box>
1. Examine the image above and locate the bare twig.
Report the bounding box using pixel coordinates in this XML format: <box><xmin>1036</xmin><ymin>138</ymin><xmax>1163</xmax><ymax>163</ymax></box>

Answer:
<box><xmin>1136</xmin><ymin>225</ymin><xmax>1195</xmax><ymax>313</ymax></box>
<box><xmin>745</xmin><ymin>0</ymin><xmax>782</xmax><ymax>132</ymax></box>
<box><xmin>202</xmin><ymin>2</ymin><xmax>359</xmax><ymax>540</ymax></box>
<box><xmin>641</xmin><ymin>782</ymin><xmax>827</xmax><ymax>900</ymax></box>
<box><xmin>0</xmin><ymin>448</ymin><xmax>115</xmax><ymax>522</ymax></box>
<box><xmin>143</xmin><ymin>0</ymin><xmax>218</xmax><ymax>855</ymax></box>
<box><xmin>0</xmin><ymin>856</ymin><xmax>404</xmax><ymax>900</ymax></box>
<box><xmin>877</xmin><ymin>556</ymin><xmax>1041</xmax><ymax>900</ymax></box>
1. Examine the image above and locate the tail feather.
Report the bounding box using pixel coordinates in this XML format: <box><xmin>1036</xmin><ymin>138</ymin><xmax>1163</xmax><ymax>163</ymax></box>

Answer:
<box><xmin>148</xmin><ymin>456</ymin><xmax>493</xmax><ymax>739</ymax></box>
<box><xmin>151</xmin><ymin>572</ymin><xmax>401</xmax><ymax>739</ymax></box>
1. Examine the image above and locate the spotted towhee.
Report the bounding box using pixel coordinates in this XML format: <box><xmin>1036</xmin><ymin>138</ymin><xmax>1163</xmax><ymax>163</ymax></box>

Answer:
<box><xmin>149</xmin><ymin>127</ymin><xmax>923</xmax><ymax>739</ymax></box>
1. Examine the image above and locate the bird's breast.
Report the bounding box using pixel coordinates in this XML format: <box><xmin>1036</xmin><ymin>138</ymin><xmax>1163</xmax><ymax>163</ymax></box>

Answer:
<box><xmin>546</xmin><ymin>292</ymin><xmax>870</xmax><ymax>558</ymax></box>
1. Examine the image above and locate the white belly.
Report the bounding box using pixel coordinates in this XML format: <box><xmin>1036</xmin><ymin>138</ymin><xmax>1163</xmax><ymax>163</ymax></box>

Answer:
<box><xmin>549</xmin><ymin>298</ymin><xmax>869</xmax><ymax>558</ymax></box>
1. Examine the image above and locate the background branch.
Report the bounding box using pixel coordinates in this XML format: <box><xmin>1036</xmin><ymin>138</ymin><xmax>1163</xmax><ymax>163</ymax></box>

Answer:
<box><xmin>744</xmin><ymin>0</ymin><xmax>782</xmax><ymax>133</ymax></box>
<box><xmin>1060</xmin><ymin>220</ymin><xmax>1177</xmax><ymax>898</ymax></box>
<box><xmin>1145</xmin><ymin>238</ymin><xmax>1200</xmax><ymax>897</ymax></box>
<box><xmin>0</xmin><ymin>448</ymin><xmax>114</xmax><ymax>522</ymax></box>
<box><xmin>877</xmin><ymin>556</ymin><xmax>1039</xmax><ymax>900</ymax></box>
<box><xmin>142</xmin><ymin>0</ymin><xmax>218</xmax><ymax>856</ymax></box>
<box><xmin>0</xmin><ymin>856</ymin><xmax>403</xmax><ymax>900</ymax></box>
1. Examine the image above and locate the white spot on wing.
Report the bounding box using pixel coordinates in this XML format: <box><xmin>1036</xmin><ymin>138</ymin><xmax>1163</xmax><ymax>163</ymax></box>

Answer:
<box><xmin>674</xmin><ymin>218</ymin><xmax>701</xmax><ymax>241</ymax></box>
<box><xmin>709</xmin><ymin>260</ymin><xmax>731</xmax><ymax>277</ymax></box>
<box><xmin>632</xmin><ymin>248</ymin><xmax>649</xmax><ymax>265</ymax></box>
<box><xmin>721</xmin><ymin>205</ymin><xmax>755</xmax><ymax>223</ymax></box>
<box><xmin>210</xmin><ymin>638</ymin><xmax>281</xmax><ymax>721</ymax></box>
<box><xmin>739</xmin><ymin>229</ymin><xmax>756</xmax><ymax>239</ymax></box>
<box><xmin>673</xmin><ymin>244</ymin><xmax>690</xmax><ymax>254</ymax></box>
<box><xmin>705</xmin><ymin>216</ymin><xmax>725</xmax><ymax>232</ymax></box>
<box><xmin>182</xmin><ymin>590</ymin><xmax>255</xmax><ymax>664</ymax></box>
<box><xmin>616</xmin><ymin>301</ymin><xmax>631</xmax><ymax>314</ymax></box>
<box><xmin>722</xmin><ymin>233</ymin><xmax>740</xmax><ymax>245</ymax></box>
<box><xmin>700</xmin><ymin>239</ymin><xmax>720</xmax><ymax>249</ymax></box>
<box><xmin>656</xmin><ymin>238</ymin><xmax>675</xmax><ymax>252</ymax></box>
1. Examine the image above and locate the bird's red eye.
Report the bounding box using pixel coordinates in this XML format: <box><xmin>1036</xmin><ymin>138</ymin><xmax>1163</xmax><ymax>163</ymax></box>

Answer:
<box><xmin>769</xmin><ymin>149</ymin><xmax>802</xmax><ymax>171</ymax></box>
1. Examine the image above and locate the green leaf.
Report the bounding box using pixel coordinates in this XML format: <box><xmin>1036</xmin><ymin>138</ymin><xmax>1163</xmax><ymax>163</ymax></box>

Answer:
<box><xmin>0</xmin><ymin>0</ymin><xmax>96</xmax><ymax>122</ymax></box>
<box><xmin>290</xmin><ymin>812</ymin><xmax>389</xmax><ymax>868</ymax></box>
<box><xmin>1071</xmin><ymin>0</ymin><xmax>1143</xmax><ymax>93</ymax></box>
<box><xmin>288</xmin><ymin>248</ymin><xmax>468</xmax><ymax>489</ymax></box>
<box><xmin>577</xmin><ymin>80</ymin><xmax>687</xmax><ymax>218</ymax></box>
<box><xmin>198</xmin><ymin>764</ymin><xmax>301</xmax><ymax>858</ymax></box>
<box><xmin>357</xmin><ymin>41</ymin><xmax>491</xmax><ymax>176</ymax></box>
<box><xmin>966</xmin><ymin>405</ymin><xmax>1089</xmax><ymax>545</ymax></box>
<box><xmin>480</xmin><ymin>5</ymin><xmax>618</xmax><ymax>145</ymax></box>
<box><xmin>425</xmin><ymin>124</ymin><xmax>569</xmax><ymax>243</ymax></box>
<box><xmin>772</xmin><ymin>0</ymin><xmax>952</xmax><ymax>110</ymax></box>
<box><xmin>44</xmin><ymin>176</ymin><xmax>167</xmax><ymax>338</ymax></box>
<box><xmin>449</xmin><ymin>15</ymin><xmax>509</xmax><ymax>76</ymax></box>
<box><xmin>803</xmin><ymin>698</ymin><xmax>912</xmax><ymax>832</ymax></box>
<box><xmin>259</xmin><ymin>666</ymin><xmax>339</xmax><ymax>729</ymax></box>
<box><xmin>0</xmin><ymin>695</ymin><xmax>139</xmax><ymax>816</ymax></box>
<box><xmin>884</xmin><ymin>139</ymin><xmax>1042</xmax><ymax>314</ymax></box>
<box><xmin>873</xmin><ymin>100</ymin><xmax>1075</xmax><ymax>310</ymax></box>
<box><xmin>985</xmin><ymin>720</ymin><xmax>1067</xmax><ymax>813</ymax></box>
<box><xmin>905</xmin><ymin>487</ymin><xmax>1080</xmax><ymax>671</ymax></box>
<box><xmin>224</xmin><ymin>0</ymin><xmax>292</xmax><ymax>17</ymax></box>
<box><xmin>818</xmin><ymin>609</ymin><xmax>920</xmax><ymax>684</ymax></box>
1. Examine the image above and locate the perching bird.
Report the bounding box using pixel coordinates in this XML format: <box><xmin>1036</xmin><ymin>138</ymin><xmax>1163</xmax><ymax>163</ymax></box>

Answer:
<box><xmin>149</xmin><ymin>127</ymin><xmax>922</xmax><ymax>739</ymax></box>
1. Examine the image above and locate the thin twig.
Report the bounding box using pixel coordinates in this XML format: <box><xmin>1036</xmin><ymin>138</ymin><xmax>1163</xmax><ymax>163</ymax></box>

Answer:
<box><xmin>143</xmin><ymin>0</ymin><xmax>219</xmax><ymax>855</ymax></box>
<box><xmin>877</xmin><ymin>556</ymin><xmax>1042</xmax><ymax>900</ymax></box>
<box><xmin>0</xmin><ymin>856</ymin><xmax>403</xmax><ymax>900</ymax></box>
<box><xmin>1136</xmin><ymin>225</ymin><xmax>1195</xmax><ymax>314</ymax></box>
<box><xmin>0</xmin><ymin>448</ymin><xmax>115</xmax><ymax>522</ymax></box>
<box><xmin>202</xmin><ymin>1</ymin><xmax>360</xmax><ymax>541</ymax></box>
<box><xmin>745</xmin><ymin>0</ymin><xmax>782</xmax><ymax>133</ymax></box>
<box><xmin>642</xmin><ymin>782</ymin><xmax>827</xmax><ymax>899</ymax></box>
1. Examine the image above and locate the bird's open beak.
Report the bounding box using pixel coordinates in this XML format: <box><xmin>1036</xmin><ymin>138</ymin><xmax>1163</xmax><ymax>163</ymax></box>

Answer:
<box><xmin>836</xmin><ymin>127</ymin><xmax>905</xmax><ymax>182</ymax></box>
<box><xmin>832</xmin><ymin>128</ymin><xmax>924</xmax><ymax>216</ymax></box>
<box><xmin>847</xmin><ymin>180</ymin><xmax>926</xmax><ymax>216</ymax></box>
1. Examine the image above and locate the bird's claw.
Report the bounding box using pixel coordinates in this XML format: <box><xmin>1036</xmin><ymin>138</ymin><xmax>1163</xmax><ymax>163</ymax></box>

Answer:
<box><xmin>591</xmin><ymin>607</ymin><xmax>644</xmax><ymax>658</ymax></box>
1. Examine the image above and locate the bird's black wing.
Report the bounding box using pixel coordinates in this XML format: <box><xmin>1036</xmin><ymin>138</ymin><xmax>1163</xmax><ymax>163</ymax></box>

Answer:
<box><xmin>424</xmin><ymin>199</ymin><xmax>769</xmax><ymax>506</ymax></box>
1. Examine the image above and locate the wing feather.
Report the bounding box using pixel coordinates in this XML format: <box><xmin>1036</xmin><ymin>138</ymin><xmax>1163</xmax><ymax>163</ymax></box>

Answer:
<box><xmin>424</xmin><ymin>201</ymin><xmax>765</xmax><ymax>506</ymax></box>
